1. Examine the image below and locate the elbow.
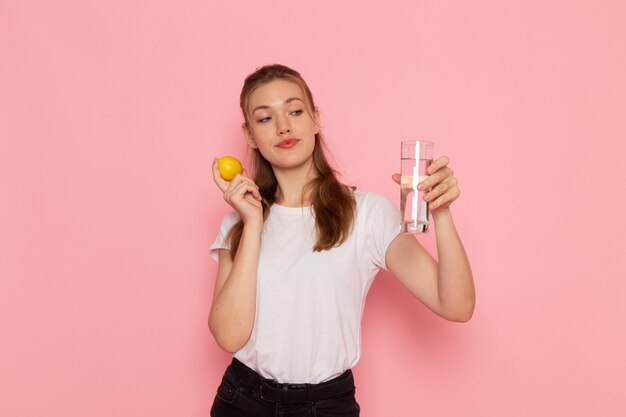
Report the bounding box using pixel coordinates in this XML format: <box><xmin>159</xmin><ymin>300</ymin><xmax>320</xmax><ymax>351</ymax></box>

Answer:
<box><xmin>448</xmin><ymin>309</ymin><xmax>474</xmax><ymax>323</ymax></box>
<box><xmin>208</xmin><ymin>317</ymin><xmax>249</xmax><ymax>354</ymax></box>
<box><xmin>216</xmin><ymin>338</ymin><xmax>244</xmax><ymax>354</ymax></box>
<box><xmin>211</xmin><ymin>328</ymin><xmax>247</xmax><ymax>354</ymax></box>
<box><xmin>442</xmin><ymin>299</ymin><xmax>475</xmax><ymax>323</ymax></box>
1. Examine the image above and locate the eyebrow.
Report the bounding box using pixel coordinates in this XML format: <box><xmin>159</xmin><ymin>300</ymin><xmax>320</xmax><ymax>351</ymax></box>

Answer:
<box><xmin>251</xmin><ymin>97</ymin><xmax>304</xmax><ymax>115</ymax></box>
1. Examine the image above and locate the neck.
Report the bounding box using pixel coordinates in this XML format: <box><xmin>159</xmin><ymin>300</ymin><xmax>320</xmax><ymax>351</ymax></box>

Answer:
<box><xmin>273</xmin><ymin>159</ymin><xmax>316</xmax><ymax>207</ymax></box>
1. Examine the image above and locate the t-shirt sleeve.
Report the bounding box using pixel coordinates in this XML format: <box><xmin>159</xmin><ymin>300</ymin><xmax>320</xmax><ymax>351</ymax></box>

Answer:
<box><xmin>365</xmin><ymin>193</ymin><xmax>402</xmax><ymax>271</ymax></box>
<box><xmin>209</xmin><ymin>211</ymin><xmax>241</xmax><ymax>262</ymax></box>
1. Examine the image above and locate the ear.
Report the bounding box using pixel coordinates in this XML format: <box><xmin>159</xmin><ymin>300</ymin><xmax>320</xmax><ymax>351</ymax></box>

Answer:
<box><xmin>242</xmin><ymin>122</ymin><xmax>258</xmax><ymax>149</ymax></box>
<box><xmin>312</xmin><ymin>106</ymin><xmax>321</xmax><ymax>135</ymax></box>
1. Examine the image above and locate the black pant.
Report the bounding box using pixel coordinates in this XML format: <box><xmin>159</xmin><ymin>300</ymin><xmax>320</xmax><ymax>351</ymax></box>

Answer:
<box><xmin>210</xmin><ymin>358</ymin><xmax>361</xmax><ymax>417</ymax></box>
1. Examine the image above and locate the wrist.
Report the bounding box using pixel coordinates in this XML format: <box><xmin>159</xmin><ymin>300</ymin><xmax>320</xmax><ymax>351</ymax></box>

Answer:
<box><xmin>243</xmin><ymin>220</ymin><xmax>263</xmax><ymax>234</ymax></box>
<box><xmin>431</xmin><ymin>206</ymin><xmax>452</xmax><ymax>221</ymax></box>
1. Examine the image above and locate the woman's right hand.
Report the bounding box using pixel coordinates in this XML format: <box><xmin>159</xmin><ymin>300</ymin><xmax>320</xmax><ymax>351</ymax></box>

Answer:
<box><xmin>212</xmin><ymin>158</ymin><xmax>263</xmax><ymax>226</ymax></box>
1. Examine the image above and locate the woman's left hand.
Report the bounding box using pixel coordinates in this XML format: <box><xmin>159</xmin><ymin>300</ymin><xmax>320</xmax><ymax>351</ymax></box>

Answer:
<box><xmin>392</xmin><ymin>155</ymin><xmax>460</xmax><ymax>211</ymax></box>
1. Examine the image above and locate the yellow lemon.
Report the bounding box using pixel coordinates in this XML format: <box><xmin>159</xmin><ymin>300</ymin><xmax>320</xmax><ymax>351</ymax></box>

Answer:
<box><xmin>217</xmin><ymin>156</ymin><xmax>243</xmax><ymax>181</ymax></box>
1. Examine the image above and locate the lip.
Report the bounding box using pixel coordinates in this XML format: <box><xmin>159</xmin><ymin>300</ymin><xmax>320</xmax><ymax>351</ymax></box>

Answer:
<box><xmin>276</xmin><ymin>138</ymin><xmax>299</xmax><ymax>149</ymax></box>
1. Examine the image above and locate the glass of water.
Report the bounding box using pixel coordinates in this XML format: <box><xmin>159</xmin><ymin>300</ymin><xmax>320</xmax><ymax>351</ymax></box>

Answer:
<box><xmin>400</xmin><ymin>140</ymin><xmax>434</xmax><ymax>233</ymax></box>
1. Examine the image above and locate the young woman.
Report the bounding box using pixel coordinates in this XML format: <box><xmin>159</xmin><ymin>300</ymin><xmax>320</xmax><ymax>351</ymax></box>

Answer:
<box><xmin>209</xmin><ymin>64</ymin><xmax>475</xmax><ymax>416</ymax></box>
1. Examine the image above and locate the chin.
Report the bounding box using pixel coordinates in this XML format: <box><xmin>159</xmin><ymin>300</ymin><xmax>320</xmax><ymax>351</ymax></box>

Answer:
<box><xmin>270</xmin><ymin>155</ymin><xmax>314</xmax><ymax>171</ymax></box>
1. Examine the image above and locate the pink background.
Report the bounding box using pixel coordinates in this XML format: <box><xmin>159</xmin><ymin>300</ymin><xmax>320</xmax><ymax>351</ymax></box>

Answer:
<box><xmin>2</xmin><ymin>0</ymin><xmax>625</xmax><ymax>416</ymax></box>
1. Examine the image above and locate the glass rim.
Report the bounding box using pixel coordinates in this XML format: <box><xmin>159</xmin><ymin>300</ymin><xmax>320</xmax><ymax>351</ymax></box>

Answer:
<box><xmin>401</xmin><ymin>140</ymin><xmax>434</xmax><ymax>146</ymax></box>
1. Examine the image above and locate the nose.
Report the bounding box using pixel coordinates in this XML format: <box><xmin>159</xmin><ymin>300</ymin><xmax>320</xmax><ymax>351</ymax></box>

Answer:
<box><xmin>276</xmin><ymin>116</ymin><xmax>291</xmax><ymax>135</ymax></box>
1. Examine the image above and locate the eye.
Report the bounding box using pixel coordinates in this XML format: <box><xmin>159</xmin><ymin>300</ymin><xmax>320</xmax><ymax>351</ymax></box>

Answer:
<box><xmin>291</xmin><ymin>110</ymin><xmax>303</xmax><ymax>116</ymax></box>
<box><xmin>257</xmin><ymin>117</ymin><xmax>271</xmax><ymax>123</ymax></box>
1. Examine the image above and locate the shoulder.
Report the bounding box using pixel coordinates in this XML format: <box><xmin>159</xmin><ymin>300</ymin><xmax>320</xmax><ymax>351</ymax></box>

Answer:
<box><xmin>353</xmin><ymin>190</ymin><xmax>397</xmax><ymax>213</ymax></box>
<box><xmin>351</xmin><ymin>190</ymin><xmax>402</xmax><ymax>268</ymax></box>
<box><xmin>210</xmin><ymin>211</ymin><xmax>242</xmax><ymax>260</ymax></box>
<box><xmin>351</xmin><ymin>190</ymin><xmax>400</xmax><ymax>226</ymax></box>
<box><xmin>218</xmin><ymin>210</ymin><xmax>241</xmax><ymax>230</ymax></box>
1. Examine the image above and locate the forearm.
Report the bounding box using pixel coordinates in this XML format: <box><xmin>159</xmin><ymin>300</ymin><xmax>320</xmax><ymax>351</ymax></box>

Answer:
<box><xmin>432</xmin><ymin>207</ymin><xmax>475</xmax><ymax>322</ymax></box>
<box><xmin>209</xmin><ymin>224</ymin><xmax>261</xmax><ymax>352</ymax></box>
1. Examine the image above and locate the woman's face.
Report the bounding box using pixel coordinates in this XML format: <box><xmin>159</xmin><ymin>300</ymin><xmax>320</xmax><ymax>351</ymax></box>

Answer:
<box><xmin>242</xmin><ymin>79</ymin><xmax>320</xmax><ymax>171</ymax></box>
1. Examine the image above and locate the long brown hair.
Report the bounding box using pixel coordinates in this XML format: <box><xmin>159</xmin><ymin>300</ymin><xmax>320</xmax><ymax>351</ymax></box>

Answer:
<box><xmin>227</xmin><ymin>64</ymin><xmax>356</xmax><ymax>261</ymax></box>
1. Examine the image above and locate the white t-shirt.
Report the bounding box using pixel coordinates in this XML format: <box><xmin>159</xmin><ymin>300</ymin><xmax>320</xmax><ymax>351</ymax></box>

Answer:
<box><xmin>209</xmin><ymin>190</ymin><xmax>401</xmax><ymax>384</ymax></box>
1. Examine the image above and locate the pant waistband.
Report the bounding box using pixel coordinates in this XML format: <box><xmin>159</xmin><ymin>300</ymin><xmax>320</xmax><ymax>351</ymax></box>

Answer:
<box><xmin>228</xmin><ymin>358</ymin><xmax>355</xmax><ymax>404</ymax></box>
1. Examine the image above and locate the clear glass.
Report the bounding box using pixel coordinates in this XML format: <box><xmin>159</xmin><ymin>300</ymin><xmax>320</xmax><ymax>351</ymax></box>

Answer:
<box><xmin>400</xmin><ymin>140</ymin><xmax>434</xmax><ymax>233</ymax></box>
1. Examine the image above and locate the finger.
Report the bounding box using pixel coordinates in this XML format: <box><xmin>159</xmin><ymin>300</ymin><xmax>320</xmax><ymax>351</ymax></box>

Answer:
<box><xmin>429</xmin><ymin>191</ymin><xmax>449</xmax><ymax>210</ymax></box>
<box><xmin>224</xmin><ymin>179</ymin><xmax>249</xmax><ymax>200</ymax></box>
<box><xmin>427</xmin><ymin>156</ymin><xmax>450</xmax><ymax>175</ymax></box>
<box><xmin>424</xmin><ymin>176</ymin><xmax>458</xmax><ymax>202</ymax></box>
<box><xmin>212</xmin><ymin>158</ymin><xmax>229</xmax><ymax>192</ymax></box>
<box><xmin>236</xmin><ymin>182</ymin><xmax>260</xmax><ymax>199</ymax></box>
<box><xmin>240</xmin><ymin>183</ymin><xmax>263</xmax><ymax>202</ymax></box>
<box><xmin>418</xmin><ymin>167</ymin><xmax>453</xmax><ymax>191</ymax></box>
<box><xmin>244</xmin><ymin>191</ymin><xmax>264</xmax><ymax>206</ymax></box>
<box><xmin>246</xmin><ymin>184</ymin><xmax>263</xmax><ymax>200</ymax></box>
<box><xmin>391</xmin><ymin>173</ymin><xmax>400</xmax><ymax>184</ymax></box>
<box><xmin>228</xmin><ymin>181</ymin><xmax>262</xmax><ymax>203</ymax></box>
<box><xmin>231</xmin><ymin>173</ymin><xmax>261</xmax><ymax>193</ymax></box>
<box><xmin>424</xmin><ymin>182</ymin><xmax>446</xmax><ymax>202</ymax></box>
<box><xmin>430</xmin><ymin>187</ymin><xmax>460</xmax><ymax>210</ymax></box>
